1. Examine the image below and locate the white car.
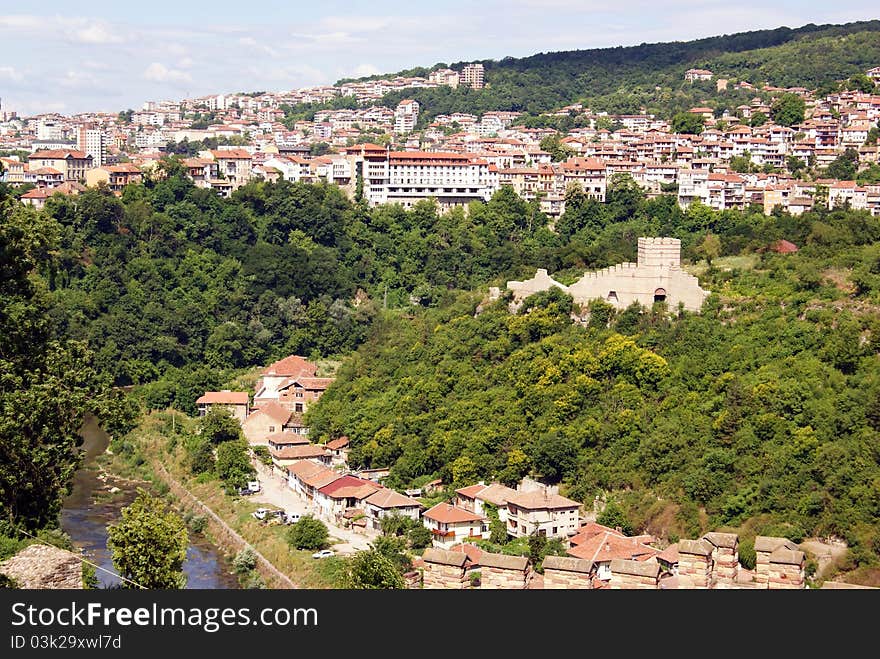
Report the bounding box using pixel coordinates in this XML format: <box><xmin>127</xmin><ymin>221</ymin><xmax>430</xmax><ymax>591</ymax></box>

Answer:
<box><xmin>251</xmin><ymin>508</ymin><xmax>272</xmax><ymax>521</ymax></box>
<box><xmin>312</xmin><ymin>549</ymin><xmax>335</xmax><ymax>559</ymax></box>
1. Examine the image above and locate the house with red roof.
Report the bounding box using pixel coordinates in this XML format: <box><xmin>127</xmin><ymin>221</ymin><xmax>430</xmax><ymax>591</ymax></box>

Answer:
<box><xmin>315</xmin><ymin>475</ymin><xmax>380</xmax><ymax>521</ymax></box>
<box><xmin>277</xmin><ymin>376</ymin><xmax>334</xmax><ymax>414</ymax></box>
<box><xmin>286</xmin><ymin>461</ymin><xmax>340</xmax><ymax>502</ymax></box>
<box><xmin>362</xmin><ymin>488</ymin><xmax>423</xmax><ymax>531</ymax></box>
<box><xmin>28</xmin><ymin>150</ymin><xmax>93</xmax><ymax>182</ymax></box>
<box><xmin>567</xmin><ymin>525</ymin><xmax>660</xmax><ymax>582</ymax></box>
<box><xmin>253</xmin><ymin>355</ymin><xmax>318</xmax><ymax>408</ymax></box>
<box><xmin>242</xmin><ymin>401</ymin><xmax>297</xmax><ymax>445</ymax></box>
<box><xmin>196</xmin><ymin>390</ymin><xmax>250</xmax><ymax>423</ymax></box>
<box><xmin>422</xmin><ymin>503</ymin><xmax>489</xmax><ymax>549</ymax></box>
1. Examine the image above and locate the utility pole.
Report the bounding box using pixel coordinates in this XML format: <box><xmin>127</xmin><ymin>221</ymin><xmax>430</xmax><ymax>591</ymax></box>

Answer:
<box><xmin>383</xmin><ymin>284</ymin><xmax>388</xmax><ymax>310</ymax></box>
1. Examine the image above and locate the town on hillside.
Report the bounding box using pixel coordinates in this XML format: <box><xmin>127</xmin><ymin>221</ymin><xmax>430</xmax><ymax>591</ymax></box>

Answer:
<box><xmin>2</xmin><ymin>64</ymin><xmax>880</xmax><ymax>216</ymax></box>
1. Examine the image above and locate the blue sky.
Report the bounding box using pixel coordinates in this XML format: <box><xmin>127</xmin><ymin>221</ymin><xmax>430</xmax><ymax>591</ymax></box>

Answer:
<box><xmin>1</xmin><ymin>1</ymin><xmax>877</xmax><ymax>116</ymax></box>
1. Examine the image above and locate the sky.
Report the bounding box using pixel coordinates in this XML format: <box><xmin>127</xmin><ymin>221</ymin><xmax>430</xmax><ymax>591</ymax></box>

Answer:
<box><xmin>1</xmin><ymin>1</ymin><xmax>878</xmax><ymax>116</ymax></box>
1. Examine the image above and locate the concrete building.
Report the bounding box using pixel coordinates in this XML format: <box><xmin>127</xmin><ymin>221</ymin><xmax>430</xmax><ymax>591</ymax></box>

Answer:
<box><xmin>394</xmin><ymin>99</ymin><xmax>419</xmax><ymax>133</ymax></box>
<box><xmin>28</xmin><ymin>150</ymin><xmax>93</xmax><ymax>182</ymax></box>
<box><xmin>461</xmin><ymin>63</ymin><xmax>485</xmax><ymax>90</ymax></box>
<box><xmin>77</xmin><ymin>126</ymin><xmax>109</xmax><ymax>168</ymax></box>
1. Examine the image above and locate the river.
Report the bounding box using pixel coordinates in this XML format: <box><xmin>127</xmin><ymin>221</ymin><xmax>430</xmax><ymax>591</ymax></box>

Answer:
<box><xmin>61</xmin><ymin>414</ymin><xmax>239</xmax><ymax>589</ymax></box>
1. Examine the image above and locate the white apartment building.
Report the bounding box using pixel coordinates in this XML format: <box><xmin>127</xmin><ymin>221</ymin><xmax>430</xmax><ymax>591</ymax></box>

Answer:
<box><xmin>77</xmin><ymin>126</ymin><xmax>109</xmax><ymax>168</ymax></box>
<box><xmin>355</xmin><ymin>148</ymin><xmax>496</xmax><ymax>210</ymax></box>
<box><xmin>394</xmin><ymin>99</ymin><xmax>420</xmax><ymax>133</ymax></box>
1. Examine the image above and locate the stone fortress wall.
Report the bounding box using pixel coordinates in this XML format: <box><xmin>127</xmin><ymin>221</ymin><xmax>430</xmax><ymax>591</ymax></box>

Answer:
<box><xmin>504</xmin><ymin>237</ymin><xmax>711</xmax><ymax>313</ymax></box>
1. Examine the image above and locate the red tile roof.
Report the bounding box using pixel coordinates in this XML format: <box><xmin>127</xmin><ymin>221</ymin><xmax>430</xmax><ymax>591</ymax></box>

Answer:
<box><xmin>269</xmin><ymin>443</ymin><xmax>328</xmax><ymax>460</ymax></box>
<box><xmin>325</xmin><ymin>437</ymin><xmax>350</xmax><ymax>451</ymax></box>
<box><xmin>196</xmin><ymin>391</ymin><xmax>249</xmax><ymax>405</ymax></box>
<box><xmin>364</xmin><ymin>488</ymin><xmax>422</xmax><ymax>509</ymax></box>
<box><xmin>249</xmin><ymin>401</ymin><xmax>291</xmax><ymax>425</ymax></box>
<box><xmin>423</xmin><ymin>503</ymin><xmax>485</xmax><ymax>524</ymax></box>
<box><xmin>318</xmin><ymin>475</ymin><xmax>379</xmax><ymax>500</ymax></box>
<box><xmin>262</xmin><ymin>355</ymin><xmax>317</xmax><ymax>377</ymax></box>
<box><xmin>567</xmin><ymin>531</ymin><xmax>659</xmax><ymax>563</ymax></box>
<box><xmin>29</xmin><ymin>150</ymin><xmax>90</xmax><ymax>160</ymax></box>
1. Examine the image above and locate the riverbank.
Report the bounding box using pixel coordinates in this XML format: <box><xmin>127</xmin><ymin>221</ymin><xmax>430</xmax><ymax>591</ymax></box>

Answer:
<box><xmin>109</xmin><ymin>410</ymin><xmax>347</xmax><ymax>588</ymax></box>
<box><xmin>63</xmin><ymin>414</ymin><xmax>239</xmax><ymax>589</ymax></box>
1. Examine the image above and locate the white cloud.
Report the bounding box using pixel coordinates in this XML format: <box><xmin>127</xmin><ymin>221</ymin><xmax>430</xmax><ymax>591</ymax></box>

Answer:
<box><xmin>69</xmin><ymin>23</ymin><xmax>123</xmax><ymax>44</ymax></box>
<box><xmin>58</xmin><ymin>70</ymin><xmax>101</xmax><ymax>89</ymax></box>
<box><xmin>351</xmin><ymin>63</ymin><xmax>381</xmax><ymax>77</ymax></box>
<box><xmin>0</xmin><ymin>15</ymin><xmax>42</xmax><ymax>30</ymax></box>
<box><xmin>0</xmin><ymin>65</ymin><xmax>23</xmax><ymax>82</ymax></box>
<box><xmin>143</xmin><ymin>62</ymin><xmax>192</xmax><ymax>84</ymax></box>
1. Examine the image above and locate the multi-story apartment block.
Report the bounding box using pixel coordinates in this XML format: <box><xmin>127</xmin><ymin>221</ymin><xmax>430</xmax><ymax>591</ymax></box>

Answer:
<box><xmin>394</xmin><ymin>99</ymin><xmax>419</xmax><ymax>133</ymax></box>
<box><xmin>350</xmin><ymin>146</ymin><xmax>495</xmax><ymax>210</ymax></box>
<box><xmin>77</xmin><ymin>126</ymin><xmax>109</xmax><ymax>168</ymax></box>
<box><xmin>460</xmin><ymin>63</ymin><xmax>485</xmax><ymax>90</ymax></box>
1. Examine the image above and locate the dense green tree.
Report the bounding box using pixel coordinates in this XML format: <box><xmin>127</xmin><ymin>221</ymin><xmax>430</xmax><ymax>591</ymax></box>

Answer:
<box><xmin>287</xmin><ymin>515</ymin><xmax>329</xmax><ymax>550</ymax></box>
<box><xmin>770</xmin><ymin>93</ymin><xmax>806</xmax><ymax>126</ymax></box>
<box><xmin>215</xmin><ymin>440</ymin><xmax>254</xmax><ymax>489</ymax></box>
<box><xmin>107</xmin><ymin>490</ymin><xmax>188</xmax><ymax>589</ymax></box>
<box><xmin>671</xmin><ymin>112</ymin><xmax>705</xmax><ymax>134</ymax></box>
<box><xmin>199</xmin><ymin>407</ymin><xmax>243</xmax><ymax>444</ymax></box>
<box><xmin>345</xmin><ymin>548</ymin><xmax>406</xmax><ymax>589</ymax></box>
<box><xmin>825</xmin><ymin>148</ymin><xmax>860</xmax><ymax>181</ymax></box>
<box><xmin>749</xmin><ymin>111</ymin><xmax>768</xmax><ymax>127</ymax></box>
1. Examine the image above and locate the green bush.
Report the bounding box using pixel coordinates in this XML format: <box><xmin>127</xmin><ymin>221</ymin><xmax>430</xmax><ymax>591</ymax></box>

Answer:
<box><xmin>233</xmin><ymin>547</ymin><xmax>258</xmax><ymax>574</ymax></box>
<box><xmin>286</xmin><ymin>516</ymin><xmax>329</xmax><ymax>551</ymax></box>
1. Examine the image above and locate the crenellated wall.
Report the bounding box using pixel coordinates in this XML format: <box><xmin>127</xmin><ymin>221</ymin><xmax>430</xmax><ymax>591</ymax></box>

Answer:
<box><xmin>505</xmin><ymin>237</ymin><xmax>710</xmax><ymax>313</ymax></box>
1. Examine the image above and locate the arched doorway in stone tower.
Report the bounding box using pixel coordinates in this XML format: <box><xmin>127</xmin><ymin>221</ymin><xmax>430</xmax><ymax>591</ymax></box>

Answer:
<box><xmin>654</xmin><ymin>288</ymin><xmax>667</xmax><ymax>303</ymax></box>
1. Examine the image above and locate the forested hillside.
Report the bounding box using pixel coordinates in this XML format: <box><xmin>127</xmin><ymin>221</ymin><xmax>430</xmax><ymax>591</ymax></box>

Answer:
<box><xmin>373</xmin><ymin>21</ymin><xmax>880</xmax><ymax>123</ymax></box>
<box><xmin>40</xmin><ymin>166</ymin><xmax>565</xmax><ymax>410</ymax></box>
<box><xmin>306</xmin><ymin>197</ymin><xmax>880</xmax><ymax>568</ymax></box>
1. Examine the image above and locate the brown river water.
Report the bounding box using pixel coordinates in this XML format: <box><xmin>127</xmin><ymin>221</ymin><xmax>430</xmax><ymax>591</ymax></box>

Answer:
<box><xmin>60</xmin><ymin>414</ymin><xmax>239</xmax><ymax>589</ymax></box>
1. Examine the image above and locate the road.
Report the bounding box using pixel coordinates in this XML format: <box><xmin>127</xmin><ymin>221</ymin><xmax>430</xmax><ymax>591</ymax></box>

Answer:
<box><xmin>248</xmin><ymin>460</ymin><xmax>373</xmax><ymax>553</ymax></box>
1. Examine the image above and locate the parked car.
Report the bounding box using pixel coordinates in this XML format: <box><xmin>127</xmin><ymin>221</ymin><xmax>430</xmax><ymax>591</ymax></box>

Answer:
<box><xmin>283</xmin><ymin>512</ymin><xmax>302</xmax><ymax>525</ymax></box>
<box><xmin>251</xmin><ymin>508</ymin><xmax>272</xmax><ymax>521</ymax></box>
<box><xmin>312</xmin><ymin>549</ymin><xmax>335</xmax><ymax>559</ymax></box>
<box><xmin>246</xmin><ymin>480</ymin><xmax>261</xmax><ymax>493</ymax></box>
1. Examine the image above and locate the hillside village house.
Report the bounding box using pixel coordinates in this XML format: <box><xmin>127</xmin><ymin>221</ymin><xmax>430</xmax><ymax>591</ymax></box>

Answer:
<box><xmin>253</xmin><ymin>355</ymin><xmax>318</xmax><ymax>408</ymax></box>
<box><xmin>209</xmin><ymin>149</ymin><xmax>253</xmax><ymax>186</ymax></box>
<box><xmin>422</xmin><ymin>503</ymin><xmax>490</xmax><ymax>549</ymax></box>
<box><xmin>286</xmin><ymin>461</ymin><xmax>339</xmax><ymax>502</ymax></box>
<box><xmin>84</xmin><ymin>163</ymin><xmax>143</xmax><ymax>193</ymax></box>
<box><xmin>277</xmin><ymin>376</ymin><xmax>334</xmax><ymax>414</ymax></box>
<box><xmin>314</xmin><ymin>475</ymin><xmax>380</xmax><ymax>522</ymax></box>
<box><xmin>455</xmin><ymin>482</ymin><xmax>518</xmax><ymax>523</ymax></box>
<box><xmin>268</xmin><ymin>442</ymin><xmax>331</xmax><ymax>471</ymax></box>
<box><xmin>324</xmin><ymin>436</ymin><xmax>350</xmax><ymax>466</ymax></box>
<box><xmin>567</xmin><ymin>523</ymin><xmax>660</xmax><ymax>582</ymax></box>
<box><xmin>196</xmin><ymin>391</ymin><xmax>249</xmax><ymax>423</ymax></box>
<box><xmin>505</xmin><ymin>489</ymin><xmax>581</xmax><ymax>540</ymax></box>
<box><xmin>242</xmin><ymin>401</ymin><xmax>297</xmax><ymax>445</ymax></box>
<box><xmin>362</xmin><ymin>488</ymin><xmax>423</xmax><ymax>532</ymax></box>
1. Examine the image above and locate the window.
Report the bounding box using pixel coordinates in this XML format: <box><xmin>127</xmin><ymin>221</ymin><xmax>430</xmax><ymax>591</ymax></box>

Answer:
<box><xmin>295</xmin><ymin>403</ymin><xmax>304</xmax><ymax>413</ymax></box>
<box><xmin>268</xmin><ymin>426</ymin><xmax>275</xmax><ymax>432</ymax></box>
